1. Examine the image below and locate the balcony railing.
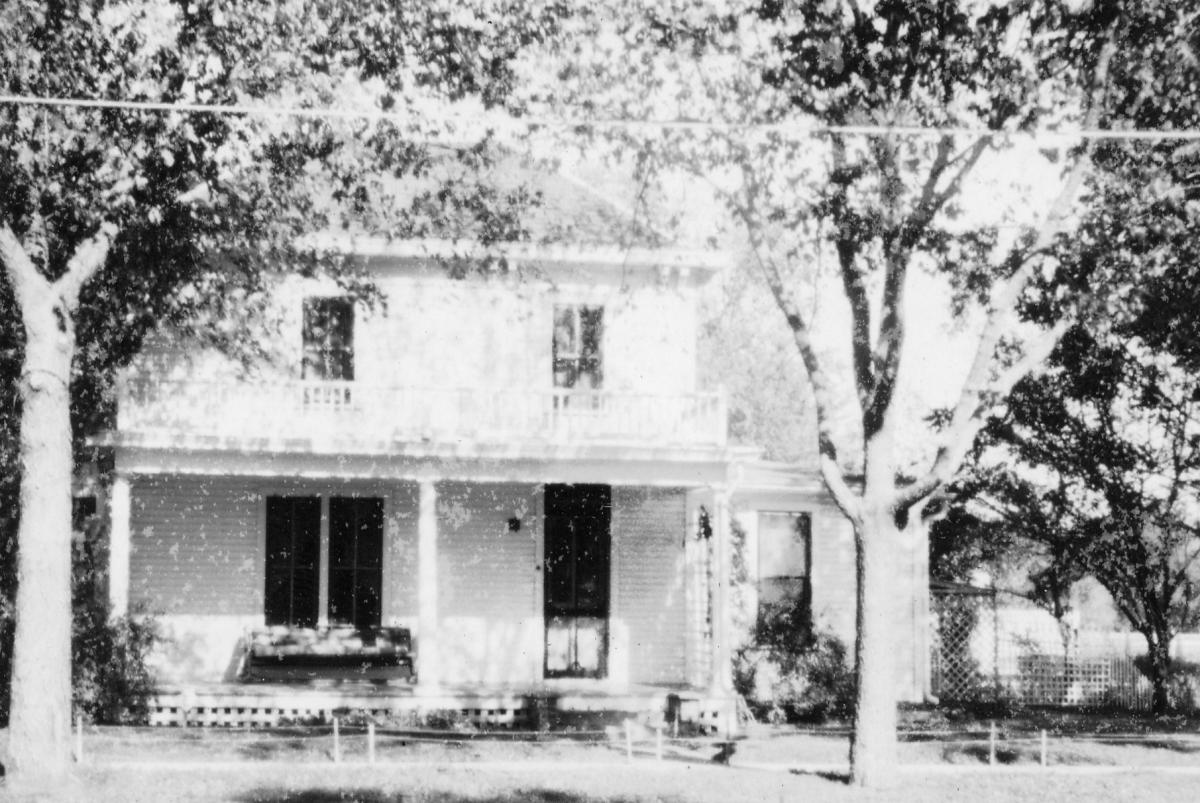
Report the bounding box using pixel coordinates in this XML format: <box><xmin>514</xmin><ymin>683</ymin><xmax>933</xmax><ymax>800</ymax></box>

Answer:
<box><xmin>118</xmin><ymin>378</ymin><xmax>728</xmax><ymax>450</ymax></box>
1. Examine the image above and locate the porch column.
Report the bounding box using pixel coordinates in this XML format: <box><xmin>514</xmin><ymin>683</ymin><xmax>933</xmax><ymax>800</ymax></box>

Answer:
<box><xmin>108</xmin><ymin>473</ymin><xmax>131</xmax><ymax>618</ymax></box>
<box><xmin>417</xmin><ymin>479</ymin><xmax>440</xmax><ymax>691</ymax></box>
<box><xmin>709</xmin><ymin>488</ymin><xmax>734</xmax><ymax>693</ymax></box>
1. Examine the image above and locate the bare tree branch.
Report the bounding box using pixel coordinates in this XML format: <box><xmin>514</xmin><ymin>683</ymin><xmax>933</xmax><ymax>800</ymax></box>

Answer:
<box><xmin>0</xmin><ymin>225</ymin><xmax>51</xmax><ymax>318</ymax></box>
<box><xmin>55</xmin><ymin>222</ymin><xmax>116</xmax><ymax>311</ymax></box>
<box><xmin>892</xmin><ymin>32</ymin><xmax>1119</xmax><ymax>512</ymax></box>
<box><xmin>829</xmin><ymin>136</ymin><xmax>875</xmax><ymax>411</ymax></box>
<box><xmin>732</xmin><ymin>189</ymin><xmax>863</xmax><ymax>524</ymax></box>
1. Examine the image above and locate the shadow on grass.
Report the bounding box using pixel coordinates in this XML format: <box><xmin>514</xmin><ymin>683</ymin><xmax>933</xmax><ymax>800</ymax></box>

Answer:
<box><xmin>237</xmin><ymin>739</ymin><xmax>314</xmax><ymax>760</ymax></box>
<box><xmin>1092</xmin><ymin>738</ymin><xmax>1200</xmax><ymax>753</ymax></box>
<box><xmin>943</xmin><ymin>745</ymin><xmax>1028</xmax><ymax>765</ymax></box>
<box><xmin>237</xmin><ymin>790</ymin><xmax>645</xmax><ymax>802</ymax></box>
<box><xmin>789</xmin><ymin>769</ymin><xmax>850</xmax><ymax>784</ymax></box>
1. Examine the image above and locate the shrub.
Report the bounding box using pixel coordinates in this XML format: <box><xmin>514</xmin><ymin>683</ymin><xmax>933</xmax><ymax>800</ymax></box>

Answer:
<box><xmin>71</xmin><ymin>538</ymin><xmax>159</xmax><ymax>725</ymax></box>
<box><xmin>72</xmin><ymin>601</ymin><xmax>159</xmax><ymax>725</ymax></box>
<box><xmin>735</xmin><ymin>595</ymin><xmax>854</xmax><ymax>723</ymax></box>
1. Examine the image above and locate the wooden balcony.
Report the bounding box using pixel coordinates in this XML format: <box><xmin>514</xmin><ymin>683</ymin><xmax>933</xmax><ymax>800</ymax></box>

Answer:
<box><xmin>117</xmin><ymin>378</ymin><xmax>728</xmax><ymax>451</ymax></box>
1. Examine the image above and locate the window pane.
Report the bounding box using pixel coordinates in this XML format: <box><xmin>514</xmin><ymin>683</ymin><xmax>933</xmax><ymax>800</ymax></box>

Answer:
<box><xmin>552</xmin><ymin>305</ymin><xmax>604</xmax><ymax>390</ymax></box>
<box><xmin>327</xmin><ymin>567</ymin><xmax>355</xmax><ymax>625</ymax></box>
<box><xmin>356</xmin><ymin>499</ymin><xmax>384</xmax><ymax>568</ymax></box>
<box><xmin>354</xmin><ymin>574</ymin><xmax>382</xmax><ymax>628</ymax></box>
<box><xmin>290</xmin><ymin>566</ymin><xmax>319</xmax><ymax>628</ymax></box>
<box><xmin>302</xmin><ymin>298</ymin><xmax>355</xmax><ymax>381</ymax></box>
<box><xmin>293</xmin><ymin>498</ymin><xmax>321</xmax><ymax>567</ymax></box>
<box><xmin>329</xmin><ymin>497</ymin><xmax>354</xmax><ymax>568</ymax></box>
<box><xmin>579</xmin><ymin>307</ymin><xmax>603</xmax><ymax>389</ymax></box>
<box><xmin>553</xmin><ymin>307</ymin><xmax>578</xmax><ymax>357</ymax></box>
<box><xmin>758</xmin><ymin>512</ymin><xmax>810</xmax><ymax>579</ymax></box>
<box><xmin>264</xmin><ymin>570</ymin><xmax>291</xmax><ymax>626</ymax></box>
<box><xmin>758</xmin><ymin>576</ymin><xmax>808</xmax><ymax>608</ymax></box>
<box><xmin>580</xmin><ymin>308</ymin><xmax>603</xmax><ymax>359</ymax></box>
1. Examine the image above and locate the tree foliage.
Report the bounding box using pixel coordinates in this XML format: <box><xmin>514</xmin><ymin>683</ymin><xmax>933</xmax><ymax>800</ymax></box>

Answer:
<box><xmin>536</xmin><ymin>0</ymin><xmax>1200</xmax><ymax>784</ymax></box>
<box><xmin>958</xmin><ymin>327</ymin><xmax>1200</xmax><ymax>714</ymax></box>
<box><xmin>0</xmin><ymin>0</ymin><xmax>562</xmax><ymax>784</ymax></box>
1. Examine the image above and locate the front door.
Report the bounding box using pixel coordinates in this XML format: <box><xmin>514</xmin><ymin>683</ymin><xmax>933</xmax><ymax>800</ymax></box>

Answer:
<box><xmin>544</xmin><ymin>484</ymin><xmax>611</xmax><ymax>678</ymax></box>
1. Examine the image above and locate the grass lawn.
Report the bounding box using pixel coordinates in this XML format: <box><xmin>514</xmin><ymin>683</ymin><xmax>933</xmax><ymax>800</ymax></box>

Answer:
<box><xmin>7</xmin><ymin>713</ymin><xmax>1200</xmax><ymax>802</ymax></box>
<box><xmin>10</xmin><ymin>757</ymin><xmax>1200</xmax><ymax>803</ymax></box>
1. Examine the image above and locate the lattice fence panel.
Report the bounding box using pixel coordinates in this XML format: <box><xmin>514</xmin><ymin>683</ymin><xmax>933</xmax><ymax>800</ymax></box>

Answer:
<box><xmin>931</xmin><ymin>587</ymin><xmax>998</xmax><ymax>702</ymax></box>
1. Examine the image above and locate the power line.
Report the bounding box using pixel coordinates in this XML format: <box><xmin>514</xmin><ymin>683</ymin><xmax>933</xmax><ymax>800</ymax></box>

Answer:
<box><xmin>1</xmin><ymin>92</ymin><xmax>1200</xmax><ymax>142</ymax></box>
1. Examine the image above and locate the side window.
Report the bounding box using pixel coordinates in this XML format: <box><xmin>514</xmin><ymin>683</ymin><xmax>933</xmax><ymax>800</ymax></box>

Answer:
<box><xmin>757</xmin><ymin>511</ymin><xmax>812</xmax><ymax>631</ymax></box>
<box><xmin>553</xmin><ymin>305</ymin><xmax>603</xmax><ymax>390</ymax></box>
<box><xmin>302</xmin><ymin>297</ymin><xmax>354</xmax><ymax>382</ymax></box>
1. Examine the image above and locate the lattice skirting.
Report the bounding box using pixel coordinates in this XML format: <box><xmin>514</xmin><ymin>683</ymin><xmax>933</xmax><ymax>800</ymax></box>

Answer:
<box><xmin>148</xmin><ymin>688</ymin><xmax>736</xmax><ymax>731</ymax></box>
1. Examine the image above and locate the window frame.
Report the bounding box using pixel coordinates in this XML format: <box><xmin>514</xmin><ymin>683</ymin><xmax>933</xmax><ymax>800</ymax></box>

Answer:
<box><xmin>302</xmin><ymin>296</ymin><xmax>355</xmax><ymax>383</ymax></box>
<box><xmin>755</xmin><ymin>511</ymin><xmax>813</xmax><ymax>635</ymax></box>
<box><xmin>552</xmin><ymin>304</ymin><xmax>604</xmax><ymax>391</ymax></box>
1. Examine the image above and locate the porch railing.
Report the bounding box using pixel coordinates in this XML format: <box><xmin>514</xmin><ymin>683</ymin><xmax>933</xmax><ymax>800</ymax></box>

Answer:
<box><xmin>118</xmin><ymin>378</ymin><xmax>728</xmax><ymax>449</ymax></box>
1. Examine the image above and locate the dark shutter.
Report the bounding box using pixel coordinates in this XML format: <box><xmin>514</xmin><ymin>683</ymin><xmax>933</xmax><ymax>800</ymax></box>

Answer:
<box><xmin>264</xmin><ymin>496</ymin><xmax>321</xmax><ymax>627</ymax></box>
<box><xmin>328</xmin><ymin>496</ymin><xmax>384</xmax><ymax>629</ymax></box>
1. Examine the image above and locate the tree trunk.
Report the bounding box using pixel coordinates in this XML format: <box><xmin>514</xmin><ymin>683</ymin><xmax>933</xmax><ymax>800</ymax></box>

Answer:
<box><xmin>7</xmin><ymin>311</ymin><xmax>76</xmax><ymax>787</ymax></box>
<box><xmin>1145</xmin><ymin>632</ymin><xmax>1173</xmax><ymax>716</ymax></box>
<box><xmin>849</xmin><ymin>428</ymin><xmax>901</xmax><ymax>787</ymax></box>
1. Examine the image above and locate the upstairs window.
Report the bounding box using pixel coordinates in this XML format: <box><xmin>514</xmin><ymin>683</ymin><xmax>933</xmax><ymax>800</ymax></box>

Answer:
<box><xmin>757</xmin><ymin>511</ymin><xmax>812</xmax><ymax>634</ymax></box>
<box><xmin>553</xmin><ymin>305</ymin><xmax>603</xmax><ymax>390</ymax></box>
<box><xmin>302</xmin><ymin>297</ymin><xmax>354</xmax><ymax>382</ymax></box>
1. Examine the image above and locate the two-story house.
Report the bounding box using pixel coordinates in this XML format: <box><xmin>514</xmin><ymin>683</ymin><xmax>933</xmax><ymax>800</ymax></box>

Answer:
<box><xmin>98</xmin><ymin>173</ymin><xmax>930</xmax><ymax>728</ymax></box>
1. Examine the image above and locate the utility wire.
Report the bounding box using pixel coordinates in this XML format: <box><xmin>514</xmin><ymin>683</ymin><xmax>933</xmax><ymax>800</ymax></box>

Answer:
<box><xmin>2</xmin><ymin>93</ymin><xmax>1200</xmax><ymax>142</ymax></box>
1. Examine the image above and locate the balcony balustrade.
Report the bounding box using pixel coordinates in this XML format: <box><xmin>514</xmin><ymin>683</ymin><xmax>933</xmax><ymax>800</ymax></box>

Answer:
<box><xmin>118</xmin><ymin>378</ymin><xmax>728</xmax><ymax>450</ymax></box>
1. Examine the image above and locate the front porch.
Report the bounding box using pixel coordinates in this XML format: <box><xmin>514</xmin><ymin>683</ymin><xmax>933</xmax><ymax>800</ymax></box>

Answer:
<box><xmin>147</xmin><ymin>680</ymin><xmax>737</xmax><ymax>733</ymax></box>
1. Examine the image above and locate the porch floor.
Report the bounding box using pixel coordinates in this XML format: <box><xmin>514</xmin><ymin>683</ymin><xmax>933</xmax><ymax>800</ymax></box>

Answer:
<box><xmin>148</xmin><ymin>681</ymin><xmax>735</xmax><ymax>732</ymax></box>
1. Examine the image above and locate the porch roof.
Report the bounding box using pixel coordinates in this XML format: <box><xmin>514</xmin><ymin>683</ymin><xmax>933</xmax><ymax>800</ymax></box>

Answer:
<box><xmin>105</xmin><ymin>438</ymin><xmax>740</xmax><ymax>488</ymax></box>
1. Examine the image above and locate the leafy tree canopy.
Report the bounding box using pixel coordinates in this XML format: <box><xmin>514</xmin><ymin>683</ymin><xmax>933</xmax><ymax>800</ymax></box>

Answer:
<box><xmin>532</xmin><ymin>0</ymin><xmax>1200</xmax><ymax>784</ymax></box>
<box><xmin>0</xmin><ymin>0</ymin><xmax>564</xmax><ymax>782</ymax></box>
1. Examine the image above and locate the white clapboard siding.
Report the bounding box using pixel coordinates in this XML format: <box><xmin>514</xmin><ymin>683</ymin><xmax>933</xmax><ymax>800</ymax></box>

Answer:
<box><xmin>130</xmin><ymin>475</ymin><xmax>261</xmax><ymax>616</ymax></box>
<box><xmin>612</xmin><ymin>487</ymin><xmax>688</xmax><ymax>685</ymax></box>
<box><xmin>436</xmin><ymin>482</ymin><xmax>541</xmax><ymax>684</ymax></box>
